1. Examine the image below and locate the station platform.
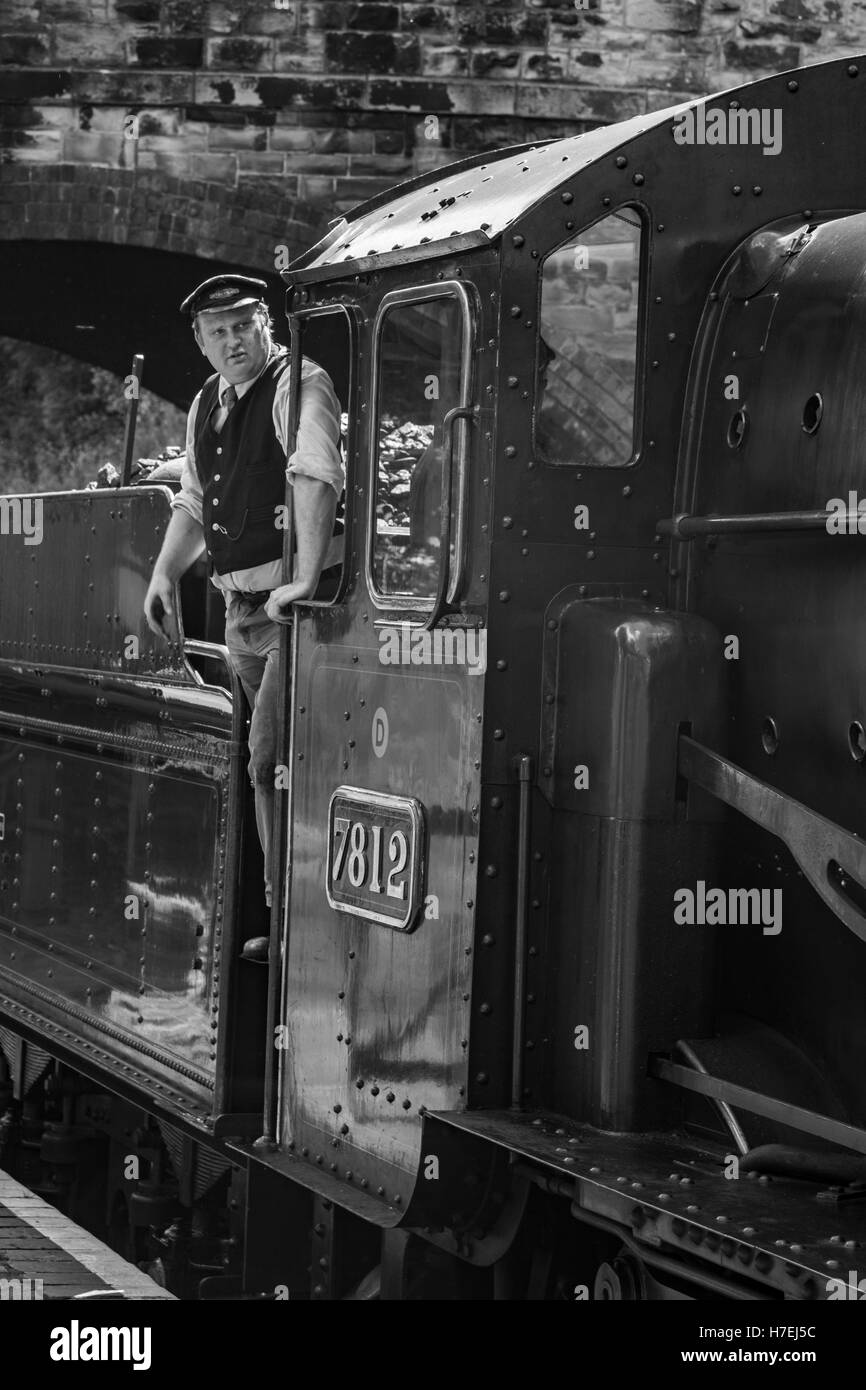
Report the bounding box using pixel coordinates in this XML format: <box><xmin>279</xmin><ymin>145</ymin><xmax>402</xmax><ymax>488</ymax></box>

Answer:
<box><xmin>0</xmin><ymin>1167</ymin><xmax>174</xmax><ymax>1300</ymax></box>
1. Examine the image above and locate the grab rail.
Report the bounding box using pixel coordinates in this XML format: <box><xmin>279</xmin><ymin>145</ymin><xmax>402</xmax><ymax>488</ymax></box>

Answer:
<box><xmin>657</xmin><ymin>509</ymin><xmax>865</xmax><ymax>538</ymax></box>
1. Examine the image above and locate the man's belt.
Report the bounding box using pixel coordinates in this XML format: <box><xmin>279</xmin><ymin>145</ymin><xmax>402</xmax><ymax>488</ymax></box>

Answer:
<box><xmin>235</xmin><ymin>589</ymin><xmax>271</xmax><ymax>608</ymax></box>
<box><xmin>231</xmin><ymin>564</ymin><xmax>342</xmax><ymax>609</ymax></box>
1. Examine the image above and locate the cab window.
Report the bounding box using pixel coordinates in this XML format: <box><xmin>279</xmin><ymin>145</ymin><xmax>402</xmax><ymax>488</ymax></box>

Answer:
<box><xmin>536</xmin><ymin>208</ymin><xmax>643</xmax><ymax>467</ymax></box>
<box><xmin>370</xmin><ymin>289</ymin><xmax>467</xmax><ymax>604</ymax></box>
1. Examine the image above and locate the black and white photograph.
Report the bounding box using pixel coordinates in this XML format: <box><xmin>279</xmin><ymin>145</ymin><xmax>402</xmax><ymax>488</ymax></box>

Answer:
<box><xmin>0</xmin><ymin>0</ymin><xmax>865</xmax><ymax>1357</ymax></box>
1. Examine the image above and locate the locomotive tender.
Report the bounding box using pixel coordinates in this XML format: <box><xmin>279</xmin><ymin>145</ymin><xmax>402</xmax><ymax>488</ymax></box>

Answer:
<box><xmin>3</xmin><ymin>54</ymin><xmax>866</xmax><ymax>1300</ymax></box>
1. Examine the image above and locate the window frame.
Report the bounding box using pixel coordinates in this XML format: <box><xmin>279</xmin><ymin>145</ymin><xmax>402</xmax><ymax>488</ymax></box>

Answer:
<box><xmin>287</xmin><ymin>302</ymin><xmax>359</xmax><ymax>609</ymax></box>
<box><xmin>366</xmin><ymin>281</ymin><xmax>475</xmax><ymax>615</ymax></box>
<box><xmin>534</xmin><ymin>203</ymin><xmax>647</xmax><ymax>471</ymax></box>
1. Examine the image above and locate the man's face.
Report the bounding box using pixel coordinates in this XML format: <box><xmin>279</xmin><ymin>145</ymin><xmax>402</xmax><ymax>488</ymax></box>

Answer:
<box><xmin>195</xmin><ymin>304</ymin><xmax>270</xmax><ymax>383</ymax></box>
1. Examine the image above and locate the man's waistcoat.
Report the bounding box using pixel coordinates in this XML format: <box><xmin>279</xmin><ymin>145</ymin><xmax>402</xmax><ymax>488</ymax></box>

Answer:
<box><xmin>194</xmin><ymin>355</ymin><xmax>289</xmax><ymax>576</ymax></box>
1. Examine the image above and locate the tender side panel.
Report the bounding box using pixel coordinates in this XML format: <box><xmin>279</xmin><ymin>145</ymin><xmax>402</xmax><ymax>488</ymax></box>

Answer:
<box><xmin>0</xmin><ymin>677</ymin><xmax>232</xmax><ymax>1116</ymax></box>
<box><xmin>0</xmin><ymin>488</ymin><xmax>242</xmax><ymax>1120</ymax></box>
<box><xmin>0</xmin><ymin>486</ymin><xmax>190</xmax><ymax>678</ymax></box>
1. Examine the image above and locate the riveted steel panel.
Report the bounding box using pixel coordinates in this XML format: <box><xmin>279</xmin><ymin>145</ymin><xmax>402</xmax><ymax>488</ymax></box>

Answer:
<box><xmin>0</xmin><ymin>487</ymin><xmax>251</xmax><ymax>1124</ymax></box>
<box><xmin>279</xmin><ymin>645</ymin><xmax>481</xmax><ymax>1206</ymax></box>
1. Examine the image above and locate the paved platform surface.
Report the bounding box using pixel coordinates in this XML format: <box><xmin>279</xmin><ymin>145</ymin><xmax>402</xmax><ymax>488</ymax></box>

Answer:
<box><xmin>0</xmin><ymin>1167</ymin><xmax>175</xmax><ymax>1300</ymax></box>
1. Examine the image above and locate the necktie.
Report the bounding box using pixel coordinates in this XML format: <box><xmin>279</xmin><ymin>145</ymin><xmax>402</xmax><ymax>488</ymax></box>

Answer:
<box><xmin>215</xmin><ymin>384</ymin><xmax>237</xmax><ymax>433</ymax></box>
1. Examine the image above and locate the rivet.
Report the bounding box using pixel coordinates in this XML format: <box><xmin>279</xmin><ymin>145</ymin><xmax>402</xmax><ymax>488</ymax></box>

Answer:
<box><xmin>561</xmin><ymin>190</ymin><xmax>573</xmax><ymax>203</ymax></box>
<box><xmin>632</xmin><ymin>173</ymin><xmax>644</xmax><ymax>186</ymax></box>
<box><xmin>615</xmin><ymin>155</ymin><xmax>627</xmax><ymax>168</ymax></box>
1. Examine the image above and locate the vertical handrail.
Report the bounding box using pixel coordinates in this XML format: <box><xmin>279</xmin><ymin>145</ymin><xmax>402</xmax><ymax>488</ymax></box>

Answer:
<box><xmin>121</xmin><ymin>354</ymin><xmax>144</xmax><ymax>486</ymax></box>
<box><xmin>510</xmin><ymin>755</ymin><xmax>533</xmax><ymax>1111</ymax></box>
<box><xmin>255</xmin><ymin>328</ymin><xmax>302</xmax><ymax>1151</ymax></box>
<box><xmin>425</xmin><ymin>404</ymin><xmax>477</xmax><ymax>631</ymax></box>
<box><xmin>182</xmin><ymin>639</ymin><xmax>246</xmax><ymax>1119</ymax></box>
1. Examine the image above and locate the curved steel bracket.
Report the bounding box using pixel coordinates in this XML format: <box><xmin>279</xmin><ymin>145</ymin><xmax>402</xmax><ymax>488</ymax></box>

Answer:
<box><xmin>679</xmin><ymin>735</ymin><xmax>866</xmax><ymax>945</ymax></box>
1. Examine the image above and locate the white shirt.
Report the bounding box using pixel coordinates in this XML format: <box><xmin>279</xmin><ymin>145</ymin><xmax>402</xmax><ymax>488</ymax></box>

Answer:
<box><xmin>171</xmin><ymin>349</ymin><xmax>345</xmax><ymax>592</ymax></box>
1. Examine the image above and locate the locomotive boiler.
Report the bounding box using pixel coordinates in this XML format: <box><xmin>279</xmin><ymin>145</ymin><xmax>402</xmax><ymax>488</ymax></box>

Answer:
<box><xmin>3</xmin><ymin>52</ymin><xmax>866</xmax><ymax>1300</ymax></box>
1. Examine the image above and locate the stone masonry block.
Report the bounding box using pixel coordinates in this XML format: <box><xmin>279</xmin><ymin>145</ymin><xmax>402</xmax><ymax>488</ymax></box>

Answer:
<box><xmin>421</xmin><ymin>43</ymin><xmax>470</xmax><ymax>75</ymax></box>
<box><xmin>0</xmin><ymin>33</ymin><xmax>51</xmax><ymax>64</ymax></box>
<box><xmin>207</xmin><ymin>124</ymin><xmax>271</xmax><ymax>149</ymax></box>
<box><xmin>205</xmin><ymin>36</ymin><xmax>276</xmax><ymax>70</ymax></box>
<box><xmin>52</xmin><ymin>22</ymin><xmax>129</xmax><ymax>64</ymax></box>
<box><xmin>275</xmin><ymin>33</ymin><xmax>327</xmax><ymax>71</ymax></box>
<box><xmin>130</xmin><ymin>37</ymin><xmax>205</xmax><ymax>67</ymax></box>
<box><xmin>624</xmin><ymin>0</ymin><xmax>702</xmax><ymax>30</ymax></box>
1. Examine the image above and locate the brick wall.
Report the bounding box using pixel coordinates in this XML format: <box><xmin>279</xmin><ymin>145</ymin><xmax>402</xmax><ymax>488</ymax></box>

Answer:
<box><xmin>0</xmin><ymin>0</ymin><xmax>862</xmax><ymax>268</ymax></box>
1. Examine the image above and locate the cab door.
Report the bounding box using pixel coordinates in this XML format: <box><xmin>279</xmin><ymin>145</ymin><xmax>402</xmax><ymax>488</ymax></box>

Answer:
<box><xmin>278</xmin><ymin>276</ymin><xmax>486</xmax><ymax>1207</ymax></box>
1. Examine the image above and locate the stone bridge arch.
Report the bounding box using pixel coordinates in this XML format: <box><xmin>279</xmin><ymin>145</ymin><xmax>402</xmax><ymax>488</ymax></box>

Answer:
<box><xmin>0</xmin><ymin>163</ymin><xmax>322</xmax><ymax>404</ymax></box>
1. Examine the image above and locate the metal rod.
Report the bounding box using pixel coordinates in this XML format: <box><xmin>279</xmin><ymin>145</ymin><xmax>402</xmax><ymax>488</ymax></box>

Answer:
<box><xmin>426</xmin><ymin>404</ymin><xmax>477</xmax><ymax>631</ymax></box>
<box><xmin>510</xmin><ymin>755</ymin><xmax>533</xmax><ymax>1110</ymax></box>
<box><xmin>656</xmin><ymin>508</ymin><xmax>864</xmax><ymax>538</ymax></box>
<box><xmin>121</xmin><ymin>354</ymin><xmax>144</xmax><ymax>487</ymax></box>
<box><xmin>651</xmin><ymin>1057</ymin><xmax>866</xmax><ymax>1156</ymax></box>
<box><xmin>674</xmin><ymin>1039</ymin><xmax>749</xmax><ymax>1157</ymax></box>
<box><xmin>182</xmin><ymin>640</ymin><xmax>246</xmax><ymax>1119</ymax></box>
<box><xmin>256</xmin><ymin>326</ymin><xmax>302</xmax><ymax>1151</ymax></box>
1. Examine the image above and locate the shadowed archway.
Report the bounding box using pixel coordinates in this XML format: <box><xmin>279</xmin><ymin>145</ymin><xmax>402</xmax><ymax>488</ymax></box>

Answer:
<box><xmin>0</xmin><ymin>163</ymin><xmax>323</xmax><ymax>404</ymax></box>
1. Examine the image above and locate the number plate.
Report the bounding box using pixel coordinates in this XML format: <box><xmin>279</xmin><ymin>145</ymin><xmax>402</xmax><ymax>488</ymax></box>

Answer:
<box><xmin>326</xmin><ymin>787</ymin><xmax>425</xmax><ymax>932</ymax></box>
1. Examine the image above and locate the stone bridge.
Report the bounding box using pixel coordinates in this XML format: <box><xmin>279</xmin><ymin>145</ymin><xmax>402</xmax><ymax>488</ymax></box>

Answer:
<box><xmin>0</xmin><ymin>0</ymin><xmax>857</xmax><ymax>401</ymax></box>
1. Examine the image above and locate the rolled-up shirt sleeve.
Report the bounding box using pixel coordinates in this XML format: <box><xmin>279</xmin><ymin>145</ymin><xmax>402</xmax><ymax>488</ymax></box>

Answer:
<box><xmin>170</xmin><ymin>391</ymin><xmax>204</xmax><ymax>527</ymax></box>
<box><xmin>281</xmin><ymin>361</ymin><xmax>344</xmax><ymax>497</ymax></box>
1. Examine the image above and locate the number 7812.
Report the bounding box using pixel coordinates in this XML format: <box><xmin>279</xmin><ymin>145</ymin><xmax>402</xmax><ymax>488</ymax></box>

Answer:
<box><xmin>331</xmin><ymin>818</ymin><xmax>409</xmax><ymax>899</ymax></box>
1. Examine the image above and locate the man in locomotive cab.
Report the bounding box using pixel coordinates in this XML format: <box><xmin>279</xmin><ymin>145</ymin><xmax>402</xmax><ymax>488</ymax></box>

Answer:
<box><xmin>143</xmin><ymin>274</ymin><xmax>344</xmax><ymax>962</ymax></box>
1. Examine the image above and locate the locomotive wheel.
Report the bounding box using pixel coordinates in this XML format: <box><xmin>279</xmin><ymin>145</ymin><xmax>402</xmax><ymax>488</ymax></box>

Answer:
<box><xmin>593</xmin><ymin>1251</ymin><xmax>647</xmax><ymax>1301</ymax></box>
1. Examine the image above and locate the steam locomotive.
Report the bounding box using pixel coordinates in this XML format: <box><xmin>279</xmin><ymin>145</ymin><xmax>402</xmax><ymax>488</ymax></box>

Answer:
<box><xmin>3</xmin><ymin>52</ymin><xmax>866</xmax><ymax>1300</ymax></box>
